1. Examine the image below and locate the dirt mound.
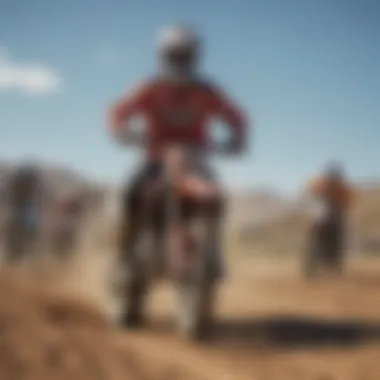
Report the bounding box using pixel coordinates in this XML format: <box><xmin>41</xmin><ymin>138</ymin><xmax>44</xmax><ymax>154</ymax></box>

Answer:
<box><xmin>3</xmin><ymin>253</ymin><xmax>380</xmax><ymax>380</ymax></box>
<box><xmin>0</xmin><ymin>269</ymin><xmax>206</xmax><ymax>380</ymax></box>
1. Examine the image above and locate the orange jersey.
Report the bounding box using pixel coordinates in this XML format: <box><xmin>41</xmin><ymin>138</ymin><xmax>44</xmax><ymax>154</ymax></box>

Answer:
<box><xmin>107</xmin><ymin>78</ymin><xmax>247</xmax><ymax>159</ymax></box>
<box><xmin>305</xmin><ymin>177</ymin><xmax>355</xmax><ymax>211</ymax></box>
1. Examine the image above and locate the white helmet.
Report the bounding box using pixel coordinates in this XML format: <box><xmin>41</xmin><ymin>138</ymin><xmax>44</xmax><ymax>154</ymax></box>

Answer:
<box><xmin>156</xmin><ymin>24</ymin><xmax>200</xmax><ymax>76</ymax></box>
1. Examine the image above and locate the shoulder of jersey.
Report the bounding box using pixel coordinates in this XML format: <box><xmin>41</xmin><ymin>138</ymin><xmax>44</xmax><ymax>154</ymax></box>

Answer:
<box><xmin>140</xmin><ymin>76</ymin><xmax>160</xmax><ymax>89</ymax></box>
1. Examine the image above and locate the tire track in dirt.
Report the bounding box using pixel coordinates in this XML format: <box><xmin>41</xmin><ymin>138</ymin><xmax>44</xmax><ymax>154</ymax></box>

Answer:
<box><xmin>2</xmin><ymin>252</ymin><xmax>380</xmax><ymax>379</ymax></box>
<box><xmin>93</xmin><ymin>253</ymin><xmax>380</xmax><ymax>379</ymax></box>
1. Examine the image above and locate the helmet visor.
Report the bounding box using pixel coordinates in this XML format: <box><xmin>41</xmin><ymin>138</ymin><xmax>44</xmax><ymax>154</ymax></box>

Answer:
<box><xmin>164</xmin><ymin>46</ymin><xmax>197</xmax><ymax>70</ymax></box>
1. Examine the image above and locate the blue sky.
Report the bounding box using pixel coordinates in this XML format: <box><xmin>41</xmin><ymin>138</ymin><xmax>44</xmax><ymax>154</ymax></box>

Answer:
<box><xmin>0</xmin><ymin>0</ymin><xmax>379</xmax><ymax>194</ymax></box>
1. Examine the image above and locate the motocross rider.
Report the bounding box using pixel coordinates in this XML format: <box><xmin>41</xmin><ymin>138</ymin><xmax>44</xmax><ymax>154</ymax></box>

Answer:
<box><xmin>107</xmin><ymin>24</ymin><xmax>248</xmax><ymax>325</ymax></box>
<box><xmin>0</xmin><ymin>163</ymin><xmax>48</xmax><ymax>260</ymax></box>
<box><xmin>4</xmin><ymin>163</ymin><xmax>46</xmax><ymax>222</ymax></box>
<box><xmin>306</xmin><ymin>162</ymin><xmax>355</xmax><ymax>217</ymax></box>
<box><xmin>304</xmin><ymin>162</ymin><xmax>355</xmax><ymax>272</ymax></box>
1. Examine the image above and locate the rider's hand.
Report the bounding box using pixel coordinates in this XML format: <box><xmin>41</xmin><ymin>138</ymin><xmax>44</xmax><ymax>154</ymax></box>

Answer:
<box><xmin>113</xmin><ymin>127</ymin><xmax>145</xmax><ymax>147</ymax></box>
<box><xmin>112</xmin><ymin>127</ymin><xmax>128</xmax><ymax>146</ymax></box>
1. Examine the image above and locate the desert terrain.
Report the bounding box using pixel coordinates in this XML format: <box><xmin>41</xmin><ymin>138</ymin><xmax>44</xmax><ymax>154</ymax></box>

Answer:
<box><xmin>1</xmin><ymin>164</ymin><xmax>380</xmax><ymax>380</ymax></box>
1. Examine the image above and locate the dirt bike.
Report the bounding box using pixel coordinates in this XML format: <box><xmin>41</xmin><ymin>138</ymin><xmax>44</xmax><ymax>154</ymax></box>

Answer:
<box><xmin>115</xmin><ymin>133</ymin><xmax>227</xmax><ymax>341</ymax></box>
<box><xmin>303</xmin><ymin>198</ymin><xmax>345</xmax><ymax>279</ymax></box>
<box><xmin>2</xmin><ymin>206</ymin><xmax>41</xmax><ymax>265</ymax></box>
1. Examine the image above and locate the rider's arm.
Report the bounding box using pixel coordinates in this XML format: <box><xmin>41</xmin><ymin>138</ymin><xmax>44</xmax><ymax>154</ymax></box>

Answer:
<box><xmin>208</xmin><ymin>85</ymin><xmax>248</xmax><ymax>154</ymax></box>
<box><xmin>107</xmin><ymin>81</ymin><xmax>151</xmax><ymax>138</ymax></box>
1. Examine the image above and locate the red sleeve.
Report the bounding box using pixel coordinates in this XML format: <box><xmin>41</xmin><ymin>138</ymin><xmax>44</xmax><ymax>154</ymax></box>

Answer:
<box><xmin>107</xmin><ymin>81</ymin><xmax>152</xmax><ymax>134</ymax></box>
<box><xmin>208</xmin><ymin>84</ymin><xmax>248</xmax><ymax>143</ymax></box>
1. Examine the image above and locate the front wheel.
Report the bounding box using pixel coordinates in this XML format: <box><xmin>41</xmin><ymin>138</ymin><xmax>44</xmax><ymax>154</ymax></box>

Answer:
<box><xmin>177</xmin><ymin>278</ymin><xmax>216</xmax><ymax>341</ymax></box>
<box><xmin>175</xmin><ymin>218</ymin><xmax>218</xmax><ymax>341</ymax></box>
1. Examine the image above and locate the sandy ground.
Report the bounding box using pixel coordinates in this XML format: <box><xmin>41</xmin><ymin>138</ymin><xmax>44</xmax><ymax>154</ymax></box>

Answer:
<box><xmin>1</xmin><ymin>248</ymin><xmax>380</xmax><ymax>380</ymax></box>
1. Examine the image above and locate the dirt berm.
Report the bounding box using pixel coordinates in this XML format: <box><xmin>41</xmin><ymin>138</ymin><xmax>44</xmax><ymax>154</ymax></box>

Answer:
<box><xmin>0</xmin><ymin>269</ymin><xmax>208</xmax><ymax>380</ymax></box>
<box><xmin>3</xmin><ymin>254</ymin><xmax>380</xmax><ymax>380</ymax></box>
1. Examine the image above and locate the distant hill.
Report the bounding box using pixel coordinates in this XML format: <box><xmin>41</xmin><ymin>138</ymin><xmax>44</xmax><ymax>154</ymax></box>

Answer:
<box><xmin>0</xmin><ymin>161</ymin><xmax>103</xmax><ymax>196</ymax></box>
<box><xmin>227</xmin><ymin>188</ymin><xmax>296</xmax><ymax>230</ymax></box>
<box><xmin>228</xmin><ymin>183</ymin><xmax>380</xmax><ymax>255</ymax></box>
<box><xmin>2</xmin><ymin>160</ymin><xmax>379</xmax><ymax>255</ymax></box>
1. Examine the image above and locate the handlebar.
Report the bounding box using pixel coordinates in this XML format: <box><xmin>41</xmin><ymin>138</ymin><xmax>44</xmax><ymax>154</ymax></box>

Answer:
<box><xmin>118</xmin><ymin>129</ymin><xmax>147</xmax><ymax>147</ymax></box>
<box><xmin>116</xmin><ymin>129</ymin><xmax>240</xmax><ymax>157</ymax></box>
<box><xmin>205</xmin><ymin>141</ymin><xmax>239</xmax><ymax>156</ymax></box>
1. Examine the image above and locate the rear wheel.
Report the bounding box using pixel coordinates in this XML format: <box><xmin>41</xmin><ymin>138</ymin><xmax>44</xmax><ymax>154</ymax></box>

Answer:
<box><xmin>4</xmin><ymin>219</ymin><xmax>32</xmax><ymax>264</ymax></box>
<box><xmin>304</xmin><ymin>219</ymin><xmax>344</xmax><ymax>279</ymax></box>
<box><xmin>177</xmin><ymin>278</ymin><xmax>215</xmax><ymax>340</ymax></box>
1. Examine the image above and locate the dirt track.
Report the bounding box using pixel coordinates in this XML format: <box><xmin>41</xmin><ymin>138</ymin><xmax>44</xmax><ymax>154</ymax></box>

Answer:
<box><xmin>1</xmin><ymin>251</ymin><xmax>380</xmax><ymax>380</ymax></box>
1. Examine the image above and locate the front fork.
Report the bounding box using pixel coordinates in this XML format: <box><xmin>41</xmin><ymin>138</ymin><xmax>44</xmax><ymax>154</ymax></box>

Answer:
<box><xmin>166</xmin><ymin>191</ymin><xmax>223</xmax><ymax>280</ymax></box>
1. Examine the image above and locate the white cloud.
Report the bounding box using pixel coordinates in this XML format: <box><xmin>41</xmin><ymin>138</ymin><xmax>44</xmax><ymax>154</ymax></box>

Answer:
<box><xmin>0</xmin><ymin>49</ymin><xmax>61</xmax><ymax>95</ymax></box>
